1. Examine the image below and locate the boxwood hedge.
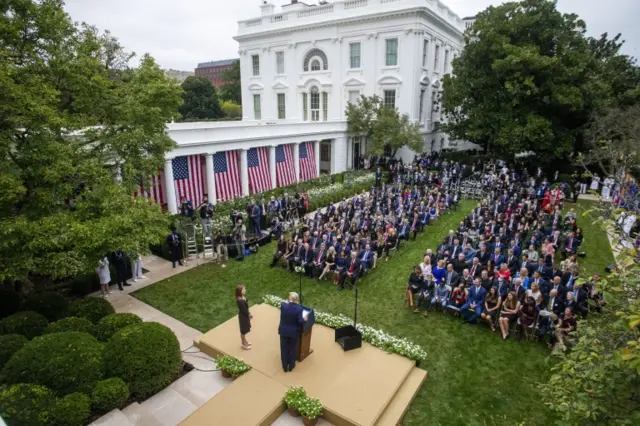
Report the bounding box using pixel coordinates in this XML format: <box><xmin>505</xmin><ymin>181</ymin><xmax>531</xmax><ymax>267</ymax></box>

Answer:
<box><xmin>23</xmin><ymin>292</ymin><xmax>69</xmax><ymax>322</ymax></box>
<box><xmin>44</xmin><ymin>317</ymin><xmax>95</xmax><ymax>336</ymax></box>
<box><xmin>0</xmin><ymin>334</ymin><xmax>28</xmax><ymax>370</ymax></box>
<box><xmin>69</xmin><ymin>297</ymin><xmax>114</xmax><ymax>324</ymax></box>
<box><xmin>0</xmin><ymin>311</ymin><xmax>49</xmax><ymax>339</ymax></box>
<box><xmin>91</xmin><ymin>378</ymin><xmax>130</xmax><ymax>413</ymax></box>
<box><xmin>95</xmin><ymin>313</ymin><xmax>142</xmax><ymax>342</ymax></box>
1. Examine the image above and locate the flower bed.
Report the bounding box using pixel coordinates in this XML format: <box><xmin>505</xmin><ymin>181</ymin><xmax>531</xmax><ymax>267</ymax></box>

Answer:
<box><xmin>262</xmin><ymin>295</ymin><xmax>427</xmax><ymax>362</ymax></box>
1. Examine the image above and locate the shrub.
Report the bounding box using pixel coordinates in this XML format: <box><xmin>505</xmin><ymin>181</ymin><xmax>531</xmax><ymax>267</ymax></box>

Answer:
<box><xmin>95</xmin><ymin>313</ymin><xmax>142</xmax><ymax>342</ymax></box>
<box><xmin>23</xmin><ymin>291</ymin><xmax>70</xmax><ymax>322</ymax></box>
<box><xmin>91</xmin><ymin>378</ymin><xmax>130</xmax><ymax>413</ymax></box>
<box><xmin>69</xmin><ymin>297</ymin><xmax>114</xmax><ymax>324</ymax></box>
<box><xmin>103</xmin><ymin>322</ymin><xmax>181</xmax><ymax>398</ymax></box>
<box><xmin>0</xmin><ymin>383</ymin><xmax>56</xmax><ymax>426</ymax></box>
<box><xmin>283</xmin><ymin>386</ymin><xmax>307</xmax><ymax>410</ymax></box>
<box><xmin>0</xmin><ymin>334</ymin><xmax>28</xmax><ymax>370</ymax></box>
<box><xmin>0</xmin><ymin>289</ymin><xmax>21</xmax><ymax>319</ymax></box>
<box><xmin>298</xmin><ymin>396</ymin><xmax>323</xmax><ymax>420</ymax></box>
<box><xmin>50</xmin><ymin>392</ymin><xmax>91</xmax><ymax>426</ymax></box>
<box><xmin>44</xmin><ymin>317</ymin><xmax>95</xmax><ymax>336</ymax></box>
<box><xmin>69</xmin><ymin>273</ymin><xmax>99</xmax><ymax>297</ymax></box>
<box><xmin>0</xmin><ymin>311</ymin><xmax>49</xmax><ymax>339</ymax></box>
<box><xmin>0</xmin><ymin>331</ymin><xmax>103</xmax><ymax>396</ymax></box>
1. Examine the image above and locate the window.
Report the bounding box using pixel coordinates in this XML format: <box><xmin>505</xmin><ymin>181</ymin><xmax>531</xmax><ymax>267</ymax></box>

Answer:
<box><xmin>253</xmin><ymin>94</ymin><xmax>261</xmax><ymax>119</ymax></box>
<box><xmin>322</xmin><ymin>92</ymin><xmax>328</xmax><ymax>121</ymax></box>
<box><xmin>310</xmin><ymin>59</ymin><xmax>321</xmax><ymax>71</ymax></box>
<box><xmin>385</xmin><ymin>38</ymin><xmax>398</xmax><ymax>66</ymax></box>
<box><xmin>276</xmin><ymin>51</ymin><xmax>284</xmax><ymax>74</ymax></box>
<box><xmin>303</xmin><ymin>48</ymin><xmax>328</xmax><ymax>71</ymax></box>
<box><xmin>422</xmin><ymin>40</ymin><xmax>429</xmax><ymax>67</ymax></box>
<box><xmin>310</xmin><ymin>87</ymin><xmax>320</xmax><ymax>121</ymax></box>
<box><xmin>419</xmin><ymin>89</ymin><xmax>425</xmax><ymax>123</ymax></box>
<box><xmin>252</xmin><ymin>54</ymin><xmax>260</xmax><ymax>76</ymax></box>
<box><xmin>383</xmin><ymin>90</ymin><xmax>396</xmax><ymax>109</ymax></box>
<box><xmin>303</xmin><ymin>93</ymin><xmax>308</xmax><ymax>121</ymax></box>
<box><xmin>444</xmin><ymin>50</ymin><xmax>450</xmax><ymax>74</ymax></box>
<box><xmin>348</xmin><ymin>90</ymin><xmax>360</xmax><ymax>105</ymax></box>
<box><xmin>277</xmin><ymin>93</ymin><xmax>286</xmax><ymax>119</ymax></box>
<box><xmin>349</xmin><ymin>42</ymin><xmax>361</xmax><ymax>68</ymax></box>
<box><xmin>434</xmin><ymin>45</ymin><xmax>440</xmax><ymax>71</ymax></box>
<box><xmin>320</xmin><ymin>144</ymin><xmax>330</xmax><ymax>162</ymax></box>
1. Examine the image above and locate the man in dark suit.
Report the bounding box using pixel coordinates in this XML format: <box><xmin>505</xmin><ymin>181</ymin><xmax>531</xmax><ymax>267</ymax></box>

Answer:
<box><xmin>545</xmin><ymin>289</ymin><xmax>565</xmax><ymax>316</ymax></box>
<box><xmin>462</xmin><ymin>278</ymin><xmax>486</xmax><ymax>323</ymax></box>
<box><xmin>444</xmin><ymin>263</ymin><xmax>459</xmax><ymax>288</ymax></box>
<box><xmin>550</xmin><ymin>276</ymin><xmax>568</xmax><ymax>301</ymax></box>
<box><xmin>512</xmin><ymin>277</ymin><xmax>527</xmax><ymax>303</ymax></box>
<box><xmin>468</xmin><ymin>258</ymin><xmax>481</xmax><ymax>278</ymax></box>
<box><xmin>452</xmin><ymin>253</ymin><xmax>468</xmax><ymax>274</ymax></box>
<box><xmin>506</xmin><ymin>249</ymin><xmax>520</xmax><ymax>275</ymax></box>
<box><xmin>494</xmin><ymin>276</ymin><xmax>510</xmax><ymax>299</ymax></box>
<box><xmin>167</xmin><ymin>226</ymin><xmax>183</xmax><ymax>268</ymax></box>
<box><xmin>563</xmin><ymin>232</ymin><xmax>578</xmax><ymax>258</ymax></box>
<box><xmin>311</xmin><ymin>243</ymin><xmax>326</xmax><ymax>277</ymax></box>
<box><xmin>359</xmin><ymin>244</ymin><xmax>374</xmax><ymax>273</ymax></box>
<box><xmin>491</xmin><ymin>248</ymin><xmax>504</xmax><ymax>267</ymax></box>
<box><xmin>339</xmin><ymin>252</ymin><xmax>361</xmax><ymax>290</ymax></box>
<box><xmin>570</xmin><ymin>281</ymin><xmax>589</xmax><ymax>319</ymax></box>
<box><xmin>278</xmin><ymin>292</ymin><xmax>309</xmax><ymax>372</ymax></box>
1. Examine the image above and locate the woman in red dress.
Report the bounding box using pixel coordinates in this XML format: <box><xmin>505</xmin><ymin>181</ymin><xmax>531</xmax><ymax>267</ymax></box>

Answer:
<box><xmin>541</xmin><ymin>190</ymin><xmax>552</xmax><ymax>214</ymax></box>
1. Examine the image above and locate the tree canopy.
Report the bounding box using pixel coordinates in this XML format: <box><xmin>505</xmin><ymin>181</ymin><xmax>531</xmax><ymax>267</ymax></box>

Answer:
<box><xmin>345</xmin><ymin>95</ymin><xmax>423</xmax><ymax>158</ymax></box>
<box><xmin>442</xmin><ymin>0</ymin><xmax>639</xmax><ymax>162</ymax></box>
<box><xmin>0</xmin><ymin>0</ymin><xmax>183</xmax><ymax>286</ymax></box>
<box><xmin>179</xmin><ymin>76</ymin><xmax>223</xmax><ymax>121</ymax></box>
<box><xmin>219</xmin><ymin>60</ymin><xmax>241</xmax><ymax>105</ymax></box>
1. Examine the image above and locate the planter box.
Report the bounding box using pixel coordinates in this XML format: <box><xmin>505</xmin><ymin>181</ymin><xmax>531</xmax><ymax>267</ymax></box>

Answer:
<box><xmin>335</xmin><ymin>325</ymin><xmax>362</xmax><ymax>352</ymax></box>
<box><xmin>302</xmin><ymin>416</ymin><xmax>318</xmax><ymax>426</ymax></box>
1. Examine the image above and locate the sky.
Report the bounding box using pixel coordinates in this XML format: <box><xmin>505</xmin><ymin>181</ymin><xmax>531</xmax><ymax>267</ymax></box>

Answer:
<box><xmin>63</xmin><ymin>0</ymin><xmax>639</xmax><ymax>71</ymax></box>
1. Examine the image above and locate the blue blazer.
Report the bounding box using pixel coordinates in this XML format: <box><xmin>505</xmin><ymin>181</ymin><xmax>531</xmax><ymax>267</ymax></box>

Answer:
<box><xmin>467</xmin><ymin>285</ymin><xmax>486</xmax><ymax>305</ymax></box>
<box><xmin>278</xmin><ymin>302</ymin><xmax>305</xmax><ymax>338</ymax></box>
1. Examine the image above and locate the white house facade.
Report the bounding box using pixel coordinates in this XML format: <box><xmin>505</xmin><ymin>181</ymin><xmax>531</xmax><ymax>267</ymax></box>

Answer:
<box><xmin>162</xmin><ymin>0</ymin><xmax>475</xmax><ymax>213</ymax></box>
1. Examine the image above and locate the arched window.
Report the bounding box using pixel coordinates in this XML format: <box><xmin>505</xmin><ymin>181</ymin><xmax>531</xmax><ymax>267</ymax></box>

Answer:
<box><xmin>303</xmin><ymin>48</ymin><xmax>328</xmax><ymax>71</ymax></box>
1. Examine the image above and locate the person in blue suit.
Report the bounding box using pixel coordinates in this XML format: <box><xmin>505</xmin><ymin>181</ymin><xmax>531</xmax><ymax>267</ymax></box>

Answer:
<box><xmin>462</xmin><ymin>278</ymin><xmax>486</xmax><ymax>323</ymax></box>
<box><xmin>278</xmin><ymin>292</ymin><xmax>308</xmax><ymax>372</ymax></box>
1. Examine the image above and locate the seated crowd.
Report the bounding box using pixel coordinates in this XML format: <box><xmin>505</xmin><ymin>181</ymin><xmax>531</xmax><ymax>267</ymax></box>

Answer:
<box><xmin>270</xmin><ymin>156</ymin><xmax>462</xmax><ymax>290</ymax></box>
<box><xmin>404</xmin><ymin>161</ymin><xmax>604</xmax><ymax>350</ymax></box>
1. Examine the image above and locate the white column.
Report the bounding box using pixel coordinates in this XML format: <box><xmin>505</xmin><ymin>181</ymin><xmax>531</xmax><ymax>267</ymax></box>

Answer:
<box><xmin>269</xmin><ymin>145</ymin><xmax>277</xmax><ymax>189</ymax></box>
<box><xmin>163</xmin><ymin>158</ymin><xmax>178</xmax><ymax>214</ymax></box>
<box><xmin>314</xmin><ymin>140</ymin><xmax>321</xmax><ymax>176</ymax></box>
<box><xmin>205</xmin><ymin>153</ymin><xmax>216</xmax><ymax>204</ymax></box>
<box><xmin>240</xmin><ymin>148</ymin><xmax>249</xmax><ymax>196</ymax></box>
<box><xmin>293</xmin><ymin>143</ymin><xmax>300</xmax><ymax>182</ymax></box>
<box><xmin>331</xmin><ymin>137</ymin><xmax>348</xmax><ymax>174</ymax></box>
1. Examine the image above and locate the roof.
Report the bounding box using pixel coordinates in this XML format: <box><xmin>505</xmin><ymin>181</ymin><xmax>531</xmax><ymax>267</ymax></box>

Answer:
<box><xmin>462</xmin><ymin>16</ymin><xmax>476</xmax><ymax>20</ymax></box>
<box><xmin>196</xmin><ymin>59</ymin><xmax>238</xmax><ymax>68</ymax></box>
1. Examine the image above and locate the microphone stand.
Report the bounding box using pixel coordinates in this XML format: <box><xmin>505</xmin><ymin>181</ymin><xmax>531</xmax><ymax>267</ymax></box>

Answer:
<box><xmin>299</xmin><ymin>271</ymin><xmax>303</xmax><ymax>305</ymax></box>
<box><xmin>353</xmin><ymin>283</ymin><xmax>358</xmax><ymax>327</ymax></box>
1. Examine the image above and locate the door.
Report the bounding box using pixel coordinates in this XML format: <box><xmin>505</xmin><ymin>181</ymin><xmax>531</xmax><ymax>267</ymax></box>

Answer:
<box><xmin>353</xmin><ymin>141</ymin><xmax>360</xmax><ymax>170</ymax></box>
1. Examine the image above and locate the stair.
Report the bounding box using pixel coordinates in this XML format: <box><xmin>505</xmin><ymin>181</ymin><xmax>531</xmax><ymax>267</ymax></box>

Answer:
<box><xmin>374</xmin><ymin>368</ymin><xmax>428</xmax><ymax>426</ymax></box>
<box><xmin>139</xmin><ymin>387</ymin><xmax>198</xmax><ymax>426</ymax></box>
<box><xmin>122</xmin><ymin>403</ymin><xmax>163</xmax><ymax>426</ymax></box>
<box><xmin>89</xmin><ymin>408</ymin><xmax>135</xmax><ymax>426</ymax></box>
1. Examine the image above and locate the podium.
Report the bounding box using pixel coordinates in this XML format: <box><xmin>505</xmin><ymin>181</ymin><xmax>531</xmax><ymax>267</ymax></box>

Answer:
<box><xmin>296</xmin><ymin>305</ymin><xmax>315</xmax><ymax>362</ymax></box>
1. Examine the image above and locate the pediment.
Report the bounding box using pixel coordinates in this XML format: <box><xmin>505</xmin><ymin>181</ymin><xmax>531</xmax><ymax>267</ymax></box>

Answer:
<box><xmin>377</xmin><ymin>75</ymin><xmax>402</xmax><ymax>85</ymax></box>
<box><xmin>297</xmin><ymin>77</ymin><xmax>332</xmax><ymax>89</ymax></box>
<box><xmin>343</xmin><ymin>77</ymin><xmax>366</xmax><ymax>87</ymax></box>
<box><xmin>248</xmin><ymin>82</ymin><xmax>264</xmax><ymax>91</ymax></box>
<box><xmin>272</xmin><ymin>81</ymin><xmax>290</xmax><ymax>90</ymax></box>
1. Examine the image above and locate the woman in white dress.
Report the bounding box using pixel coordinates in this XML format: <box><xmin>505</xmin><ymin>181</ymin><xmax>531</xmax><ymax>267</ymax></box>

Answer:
<box><xmin>96</xmin><ymin>257</ymin><xmax>111</xmax><ymax>297</ymax></box>
<box><xmin>420</xmin><ymin>255</ymin><xmax>432</xmax><ymax>280</ymax></box>
<box><xmin>590</xmin><ymin>174</ymin><xmax>600</xmax><ymax>191</ymax></box>
<box><xmin>601</xmin><ymin>177</ymin><xmax>612</xmax><ymax>200</ymax></box>
<box><xmin>131</xmin><ymin>255</ymin><xmax>146</xmax><ymax>281</ymax></box>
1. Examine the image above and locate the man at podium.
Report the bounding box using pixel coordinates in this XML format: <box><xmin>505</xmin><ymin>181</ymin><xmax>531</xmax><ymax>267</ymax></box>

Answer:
<box><xmin>278</xmin><ymin>292</ymin><xmax>309</xmax><ymax>372</ymax></box>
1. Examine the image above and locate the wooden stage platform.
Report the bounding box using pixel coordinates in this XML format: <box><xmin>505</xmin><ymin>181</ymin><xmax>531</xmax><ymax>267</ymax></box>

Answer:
<box><xmin>179</xmin><ymin>304</ymin><xmax>427</xmax><ymax>426</ymax></box>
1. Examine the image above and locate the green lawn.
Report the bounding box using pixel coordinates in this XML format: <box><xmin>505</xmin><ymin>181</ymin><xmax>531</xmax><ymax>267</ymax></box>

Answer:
<box><xmin>134</xmin><ymin>200</ymin><xmax>570</xmax><ymax>425</ymax></box>
<box><xmin>570</xmin><ymin>200</ymin><xmax>616</xmax><ymax>277</ymax></box>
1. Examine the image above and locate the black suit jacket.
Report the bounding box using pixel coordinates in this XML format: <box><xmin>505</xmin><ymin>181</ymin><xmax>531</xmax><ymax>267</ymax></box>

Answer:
<box><xmin>547</xmin><ymin>296</ymin><xmax>565</xmax><ymax>316</ymax></box>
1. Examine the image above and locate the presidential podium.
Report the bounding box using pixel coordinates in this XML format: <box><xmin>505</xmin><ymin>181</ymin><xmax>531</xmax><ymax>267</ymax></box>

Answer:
<box><xmin>296</xmin><ymin>305</ymin><xmax>315</xmax><ymax>362</ymax></box>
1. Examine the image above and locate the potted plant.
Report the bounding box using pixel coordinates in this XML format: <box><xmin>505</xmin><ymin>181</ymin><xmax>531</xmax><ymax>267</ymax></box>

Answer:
<box><xmin>227</xmin><ymin>357</ymin><xmax>251</xmax><ymax>378</ymax></box>
<box><xmin>216</xmin><ymin>355</ymin><xmax>251</xmax><ymax>378</ymax></box>
<box><xmin>298</xmin><ymin>396</ymin><xmax>323</xmax><ymax>426</ymax></box>
<box><xmin>282</xmin><ymin>386</ymin><xmax>306</xmax><ymax>417</ymax></box>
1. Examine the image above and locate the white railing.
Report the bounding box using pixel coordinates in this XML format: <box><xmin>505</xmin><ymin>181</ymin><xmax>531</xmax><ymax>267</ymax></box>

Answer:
<box><xmin>344</xmin><ymin>0</ymin><xmax>368</xmax><ymax>10</ymax></box>
<box><xmin>245</xmin><ymin>19</ymin><xmax>262</xmax><ymax>27</ymax></box>
<box><xmin>271</xmin><ymin>14</ymin><xmax>287</xmax><ymax>23</ymax></box>
<box><xmin>380</xmin><ymin>0</ymin><xmax>401</xmax><ymax>4</ymax></box>
<box><xmin>297</xmin><ymin>4</ymin><xmax>334</xmax><ymax>18</ymax></box>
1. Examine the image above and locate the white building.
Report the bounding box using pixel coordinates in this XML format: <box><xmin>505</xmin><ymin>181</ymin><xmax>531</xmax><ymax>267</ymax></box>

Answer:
<box><xmin>163</xmin><ymin>0</ymin><xmax>474</xmax><ymax>213</ymax></box>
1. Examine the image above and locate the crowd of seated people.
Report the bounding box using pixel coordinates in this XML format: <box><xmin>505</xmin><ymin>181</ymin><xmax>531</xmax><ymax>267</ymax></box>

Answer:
<box><xmin>270</xmin><ymin>156</ymin><xmax>463</xmax><ymax>290</ymax></box>
<box><xmin>404</xmin><ymin>160</ymin><xmax>604</xmax><ymax>350</ymax></box>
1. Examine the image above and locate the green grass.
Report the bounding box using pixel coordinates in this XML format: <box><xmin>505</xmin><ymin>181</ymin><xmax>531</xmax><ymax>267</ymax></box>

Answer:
<box><xmin>570</xmin><ymin>200</ymin><xmax>616</xmax><ymax>277</ymax></box>
<box><xmin>133</xmin><ymin>199</ymin><xmax>614</xmax><ymax>425</ymax></box>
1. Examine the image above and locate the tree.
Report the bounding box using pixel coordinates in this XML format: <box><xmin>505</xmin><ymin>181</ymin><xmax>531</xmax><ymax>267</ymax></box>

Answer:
<box><xmin>345</xmin><ymin>95</ymin><xmax>423</xmax><ymax>158</ymax></box>
<box><xmin>179</xmin><ymin>76</ymin><xmax>223</xmax><ymax>120</ymax></box>
<box><xmin>442</xmin><ymin>0</ymin><xmax>603</xmax><ymax>161</ymax></box>
<box><xmin>220</xmin><ymin>100</ymin><xmax>242</xmax><ymax>119</ymax></box>
<box><xmin>540</xmin><ymin>206</ymin><xmax>640</xmax><ymax>424</ymax></box>
<box><xmin>0</xmin><ymin>0</ymin><xmax>183</xmax><ymax>287</ymax></box>
<box><xmin>219</xmin><ymin>60</ymin><xmax>241</xmax><ymax>105</ymax></box>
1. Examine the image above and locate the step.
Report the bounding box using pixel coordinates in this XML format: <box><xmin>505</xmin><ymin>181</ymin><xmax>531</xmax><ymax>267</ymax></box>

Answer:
<box><xmin>374</xmin><ymin>368</ymin><xmax>428</xmax><ymax>426</ymax></box>
<box><xmin>140</xmin><ymin>387</ymin><xmax>198</xmax><ymax>426</ymax></box>
<box><xmin>122</xmin><ymin>402</ymin><xmax>163</xmax><ymax>426</ymax></box>
<box><xmin>90</xmin><ymin>409</ymin><xmax>135</xmax><ymax>426</ymax></box>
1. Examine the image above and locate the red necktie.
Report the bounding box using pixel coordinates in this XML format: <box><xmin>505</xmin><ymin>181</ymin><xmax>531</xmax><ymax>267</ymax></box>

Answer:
<box><xmin>350</xmin><ymin>260</ymin><xmax>355</xmax><ymax>273</ymax></box>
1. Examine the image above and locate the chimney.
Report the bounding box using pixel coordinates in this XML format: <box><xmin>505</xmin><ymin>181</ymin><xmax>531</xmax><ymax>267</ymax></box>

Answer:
<box><xmin>260</xmin><ymin>1</ymin><xmax>275</xmax><ymax>16</ymax></box>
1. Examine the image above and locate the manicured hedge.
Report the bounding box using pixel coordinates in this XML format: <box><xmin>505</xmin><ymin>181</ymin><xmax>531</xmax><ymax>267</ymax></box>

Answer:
<box><xmin>0</xmin><ymin>334</ymin><xmax>28</xmax><ymax>370</ymax></box>
<box><xmin>0</xmin><ymin>289</ymin><xmax>21</xmax><ymax>320</ymax></box>
<box><xmin>0</xmin><ymin>311</ymin><xmax>49</xmax><ymax>339</ymax></box>
<box><xmin>95</xmin><ymin>313</ymin><xmax>142</xmax><ymax>342</ymax></box>
<box><xmin>44</xmin><ymin>317</ymin><xmax>95</xmax><ymax>336</ymax></box>
<box><xmin>0</xmin><ymin>331</ymin><xmax>103</xmax><ymax>396</ymax></box>
<box><xmin>103</xmin><ymin>322</ymin><xmax>181</xmax><ymax>398</ymax></box>
<box><xmin>91</xmin><ymin>378</ymin><xmax>130</xmax><ymax>413</ymax></box>
<box><xmin>69</xmin><ymin>297</ymin><xmax>115</xmax><ymax>324</ymax></box>
<box><xmin>0</xmin><ymin>383</ymin><xmax>56</xmax><ymax>426</ymax></box>
<box><xmin>23</xmin><ymin>291</ymin><xmax>69</xmax><ymax>322</ymax></box>
<box><xmin>50</xmin><ymin>392</ymin><xmax>91</xmax><ymax>426</ymax></box>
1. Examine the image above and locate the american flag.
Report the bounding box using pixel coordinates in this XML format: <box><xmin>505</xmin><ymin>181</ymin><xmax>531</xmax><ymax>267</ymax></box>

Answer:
<box><xmin>172</xmin><ymin>156</ymin><xmax>205</xmax><ymax>209</ymax></box>
<box><xmin>276</xmin><ymin>144</ymin><xmax>296</xmax><ymax>187</ymax></box>
<box><xmin>214</xmin><ymin>151</ymin><xmax>242</xmax><ymax>201</ymax></box>
<box><xmin>247</xmin><ymin>147</ymin><xmax>272</xmax><ymax>194</ymax></box>
<box><xmin>299</xmin><ymin>142</ymin><xmax>317</xmax><ymax>182</ymax></box>
<box><xmin>135</xmin><ymin>171</ymin><xmax>166</xmax><ymax>205</ymax></box>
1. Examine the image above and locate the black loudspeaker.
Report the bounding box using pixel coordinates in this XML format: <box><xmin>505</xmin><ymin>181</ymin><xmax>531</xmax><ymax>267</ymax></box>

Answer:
<box><xmin>605</xmin><ymin>264</ymin><xmax>616</xmax><ymax>273</ymax></box>
<box><xmin>578</xmin><ymin>252</ymin><xmax>586</xmax><ymax>258</ymax></box>
<box><xmin>335</xmin><ymin>325</ymin><xmax>362</xmax><ymax>352</ymax></box>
